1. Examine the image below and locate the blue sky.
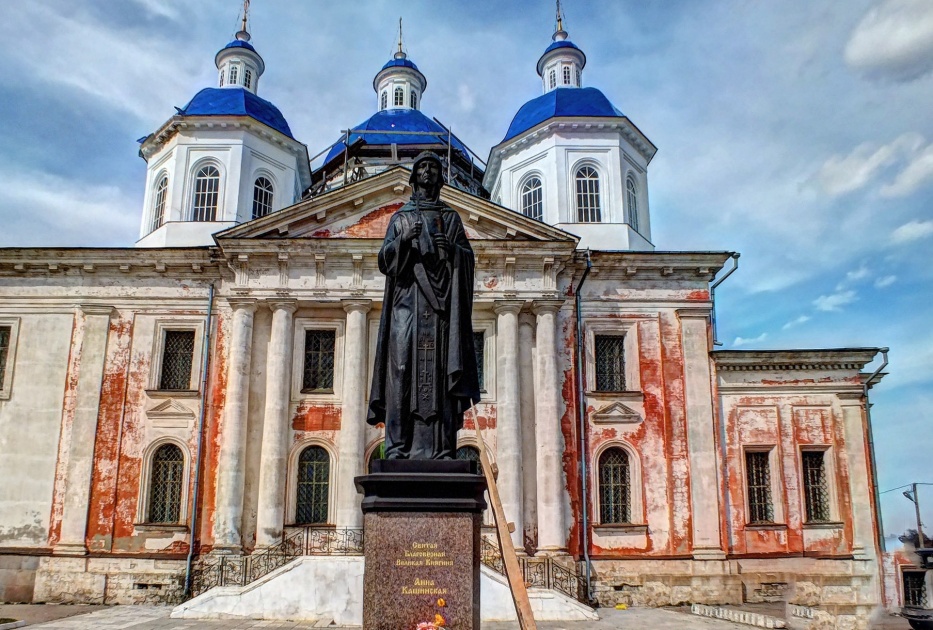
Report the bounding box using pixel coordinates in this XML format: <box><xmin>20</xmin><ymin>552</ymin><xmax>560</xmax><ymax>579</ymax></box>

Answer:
<box><xmin>0</xmin><ymin>0</ymin><xmax>930</xmax><ymax>540</ymax></box>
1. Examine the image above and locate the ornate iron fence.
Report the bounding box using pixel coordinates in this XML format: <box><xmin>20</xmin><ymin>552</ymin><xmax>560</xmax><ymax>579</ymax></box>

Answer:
<box><xmin>480</xmin><ymin>534</ymin><xmax>589</xmax><ymax>604</ymax></box>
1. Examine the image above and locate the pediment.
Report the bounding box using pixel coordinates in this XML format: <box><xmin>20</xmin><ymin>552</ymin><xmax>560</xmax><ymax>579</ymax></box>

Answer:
<box><xmin>216</xmin><ymin>167</ymin><xmax>577</xmax><ymax>244</ymax></box>
<box><xmin>590</xmin><ymin>401</ymin><xmax>642</xmax><ymax>425</ymax></box>
<box><xmin>147</xmin><ymin>399</ymin><xmax>195</xmax><ymax>428</ymax></box>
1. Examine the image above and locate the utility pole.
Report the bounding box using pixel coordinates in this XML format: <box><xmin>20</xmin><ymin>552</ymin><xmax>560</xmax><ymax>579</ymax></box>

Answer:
<box><xmin>905</xmin><ymin>483</ymin><xmax>925</xmax><ymax>548</ymax></box>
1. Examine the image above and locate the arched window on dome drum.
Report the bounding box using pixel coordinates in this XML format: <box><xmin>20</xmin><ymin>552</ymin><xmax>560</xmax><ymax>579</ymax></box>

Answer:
<box><xmin>410</xmin><ymin>91</ymin><xmax>417</xmax><ymax>109</ymax></box>
<box><xmin>394</xmin><ymin>86</ymin><xmax>404</xmax><ymax>107</ymax></box>
<box><xmin>575</xmin><ymin>165</ymin><xmax>602</xmax><ymax>222</ymax></box>
<box><xmin>626</xmin><ymin>176</ymin><xmax>639</xmax><ymax>231</ymax></box>
<box><xmin>598</xmin><ymin>447</ymin><xmax>631</xmax><ymax>524</ymax></box>
<box><xmin>150</xmin><ymin>176</ymin><xmax>168</xmax><ymax>233</ymax></box>
<box><xmin>252</xmin><ymin>177</ymin><xmax>274</xmax><ymax>219</ymax></box>
<box><xmin>381</xmin><ymin>91</ymin><xmax>388</xmax><ymax>110</ymax></box>
<box><xmin>219</xmin><ymin>70</ymin><xmax>224</xmax><ymax>87</ymax></box>
<box><xmin>244</xmin><ymin>68</ymin><xmax>252</xmax><ymax>90</ymax></box>
<box><xmin>296</xmin><ymin>446</ymin><xmax>330</xmax><ymax>524</ymax></box>
<box><xmin>192</xmin><ymin>166</ymin><xmax>220</xmax><ymax>222</ymax></box>
<box><xmin>575</xmin><ymin>67</ymin><xmax>581</xmax><ymax>87</ymax></box>
<box><xmin>549</xmin><ymin>69</ymin><xmax>557</xmax><ymax>90</ymax></box>
<box><xmin>229</xmin><ymin>65</ymin><xmax>238</xmax><ymax>85</ymax></box>
<box><xmin>563</xmin><ymin>66</ymin><xmax>571</xmax><ymax>85</ymax></box>
<box><xmin>147</xmin><ymin>443</ymin><xmax>184</xmax><ymax>523</ymax></box>
<box><xmin>520</xmin><ymin>177</ymin><xmax>543</xmax><ymax>221</ymax></box>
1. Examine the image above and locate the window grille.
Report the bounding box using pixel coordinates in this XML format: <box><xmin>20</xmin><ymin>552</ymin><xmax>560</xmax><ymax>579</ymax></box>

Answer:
<box><xmin>802</xmin><ymin>451</ymin><xmax>831</xmax><ymax>522</ymax></box>
<box><xmin>746</xmin><ymin>451</ymin><xmax>774</xmax><ymax>523</ymax></box>
<box><xmin>473</xmin><ymin>331</ymin><xmax>485</xmax><ymax>391</ymax></box>
<box><xmin>563</xmin><ymin>66</ymin><xmax>571</xmax><ymax>85</ymax></box>
<box><xmin>296</xmin><ymin>446</ymin><xmax>329</xmax><ymax>524</ymax></box>
<box><xmin>252</xmin><ymin>177</ymin><xmax>274</xmax><ymax>219</ymax></box>
<box><xmin>229</xmin><ymin>65</ymin><xmax>238</xmax><ymax>85</ymax></box>
<box><xmin>150</xmin><ymin>176</ymin><xmax>168</xmax><ymax>233</ymax></box>
<box><xmin>594</xmin><ymin>334</ymin><xmax>625</xmax><ymax>391</ymax></box>
<box><xmin>244</xmin><ymin>68</ymin><xmax>252</xmax><ymax>89</ymax></box>
<box><xmin>0</xmin><ymin>326</ymin><xmax>10</xmax><ymax>386</ymax></box>
<box><xmin>192</xmin><ymin>165</ymin><xmax>220</xmax><ymax>221</ymax></box>
<box><xmin>367</xmin><ymin>442</ymin><xmax>385</xmax><ymax>473</ymax></box>
<box><xmin>904</xmin><ymin>571</ymin><xmax>928</xmax><ymax>608</ymax></box>
<box><xmin>410</xmin><ymin>91</ymin><xmax>417</xmax><ymax>109</ymax></box>
<box><xmin>456</xmin><ymin>446</ymin><xmax>480</xmax><ymax>462</ymax></box>
<box><xmin>148</xmin><ymin>443</ymin><xmax>184</xmax><ymax>523</ymax></box>
<box><xmin>159</xmin><ymin>330</ymin><xmax>195</xmax><ymax>391</ymax></box>
<box><xmin>575</xmin><ymin>166</ymin><xmax>601</xmax><ymax>222</ymax></box>
<box><xmin>381</xmin><ymin>91</ymin><xmax>387</xmax><ymax>110</ymax></box>
<box><xmin>302</xmin><ymin>329</ymin><xmax>336</xmax><ymax>392</ymax></box>
<box><xmin>549</xmin><ymin>70</ymin><xmax>556</xmax><ymax>89</ymax></box>
<box><xmin>626</xmin><ymin>177</ymin><xmax>639</xmax><ymax>231</ymax></box>
<box><xmin>521</xmin><ymin>177</ymin><xmax>543</xmax><ymax>221</ymax></box>
<box><xmin>599</xmin><ymin>448</ymin><xmax>631</xmax><ymax>523</ymax></box>
<box><xmin>394</xmin><ymin>87</ymin><xmax>404</xmax><ymax>107</ymax></box>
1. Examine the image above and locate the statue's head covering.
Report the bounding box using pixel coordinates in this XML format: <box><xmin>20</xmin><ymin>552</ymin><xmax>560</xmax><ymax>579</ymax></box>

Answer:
<box><xmin>409</xmin><ymin>151</ymin><xmax>445</xmax><ymax>200</ymax></box>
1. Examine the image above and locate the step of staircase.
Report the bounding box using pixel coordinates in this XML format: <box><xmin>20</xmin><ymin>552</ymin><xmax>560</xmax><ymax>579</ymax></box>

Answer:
<box><xmin>690</xmin><ymin>603</ymin><xmax>787</xmax><ymax>629</ymax></box>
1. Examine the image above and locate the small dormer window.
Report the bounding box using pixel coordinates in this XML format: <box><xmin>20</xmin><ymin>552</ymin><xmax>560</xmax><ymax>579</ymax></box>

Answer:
<box><xmin>549</xmin><ymin>69</ymin><xmax>557</xmax><ymax>89</ymax></box>
<box><xmin>381</xmin><ymin>91</ymin><xmax>388</xmax><ymax>110</ymax></box>
<box><xmin>394</xmin><ymin>87</ymin><xmax>404</xmax><ymax>107</ymax></box>
<box><xmin>563</xmin><ymin>66</ymin><xmax>571</xmax><ymax>85</ymax></box>
<box><xmin>229</xmin><ymin>65</ymin><xmax>239</xmax><ymax>85</ymax></box>
<box><xmin>244</xmin><ymin>68</ymin><xmax>252</xmax><ymax>89</ymax></box>
<box><xmin>410</xmin><ymin>91</ymin><xmax>417</xmax><ymax>109</ymax></box>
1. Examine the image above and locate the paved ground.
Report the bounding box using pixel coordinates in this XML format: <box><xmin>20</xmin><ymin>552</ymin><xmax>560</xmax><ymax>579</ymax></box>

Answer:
<box><xmin>0</xmin><ymin>605</ymin><xmax>761</xmax><ymax>629</ymax></box>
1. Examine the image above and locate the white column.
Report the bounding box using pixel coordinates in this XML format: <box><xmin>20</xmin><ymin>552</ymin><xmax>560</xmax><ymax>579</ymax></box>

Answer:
<box><xmin>533</xmin><ymin>300</ymin><xmax>567</xmax><ymax>554</ymax></box>
<box><xmin>335</xmin><ymin>300</ymin><xmax>371</xmax><ymax>528</ymax></box>
<box><xmin>678</xmin><ymin>309</ymin><xmax>726</xmax><ymax>560</ymax></box>
<box><xmin>839</xmin><ymin>393</ymin><xmax>876</xmax><ymax>560</ymax></box>
<box><xmin>519</xmin><ymin>313</ymin><xmax>538</xmax><ymax>552</ymax></box>
<box><xmin>255</xmin><ymin>300</ymin><xmax>297</xmax><ymax>548</ymax></box>
<box><xmin>213</xmin><ymin>298</ymin><xmax>256</xmax><ymax>553</ymax></box>
<box><xmin>494</xmin><ymin>301</ymin><xmax>524</xmax><ymax>550</ymax></box>
<box><xmin>55</xmin><ymin>305</ymin><xmax>114</xmax><ymax>555</ymax></box>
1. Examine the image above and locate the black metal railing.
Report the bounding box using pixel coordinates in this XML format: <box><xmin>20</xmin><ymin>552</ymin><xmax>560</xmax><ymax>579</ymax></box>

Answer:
<box><xmin>480</xmin><ymin>535</ymin><xmax>589</xmax><ymax>604</ymax></box>
<box><xmin>188</xmin><ymin>527</ymin><xmax>363</xmax><ymax>598</ymax></box>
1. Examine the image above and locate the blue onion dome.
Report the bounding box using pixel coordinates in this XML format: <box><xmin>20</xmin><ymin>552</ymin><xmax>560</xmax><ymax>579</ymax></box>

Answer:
<box><xmin>179</xmin><ymin>87</ymin><xmax>294</xmax><ymax>139</ymax></box>
<box><xmin>502</xmin><ymin>87</ymin><xmax>623</xmax><ymax>142</ymax></box>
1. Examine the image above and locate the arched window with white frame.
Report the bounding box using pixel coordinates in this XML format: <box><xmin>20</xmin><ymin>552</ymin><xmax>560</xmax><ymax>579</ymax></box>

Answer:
<box><xmin>575</xmin><ymin>67</ymin><xmax>581</xmax><ymax>86</ymax></box>
<box><xmin>192</xmin><ymin>165</ymin><xmax>220</xmax><ymax>221</ymax></box>
<box><xmin>410</xmin><ymin>91</ymin><xmax>417</xmax><ymax>109</ymax></box>
<box><xmin>219</xmin><ymin>70</ymin><xmax>225</xmax><ymax>87</ymax></box>
<box><xmin>295</xmin><ymin>445</ymin><xmax>330</xmax><ymax>524</ymax></box>
<box><xmin>563</xmin><ymin>66</ymin><xmax>571</xmax><ymax>85</ymax></box>
<box><xmin>626</xmin><ymin>176</ymin><xmax>639</xmax><ymax>231</ymax></box>
<box><xmin>598</xmin><ymin>447</ymin><xmax>631</xmax><ymax>524</ymax></box>
<box><xmin>549</xmin><ymin>69</ymin><xmax>557</xmax><ymax>89</ymax></box>
<box><xmin>244</xmin><ymin>68</ymin><xmax>252</xmax><ymax>90</ymax></box>
<box><xmin>380</xmin><ymin>91</ymin><xmax>388</xmax><ymax>110</ymax></box>
<box><xmin>520</xmin><ymin>176</ymin><xmax>543</xmax><ymax>221</ymax></box>
<box><xmin>575</xmin><ymin>165</ymin><xmax>602</xmax><ymax>222</ymax></box>
<box><xmin>252</xmin><ymin>176</ymin><xmax>274</xmax><ymax>219</ymax></box>
<box><xmin>150</xmin><ymin>176</ymin><xmax>168</xmax><ymax>233</ymax></box>
<box><xmin>229</xmin><ymin>65</ymin><xmax>238</xmax><ymax>85</ymax></box>
<box><xmin>147</xmin><ymin>443</ymin><xmax>185</xmax><ymax>523</ymax></box>
<box><xmin>394</xmin><ymin>87</ymin><xmax>404</xmax><ymax>107</ymax></box>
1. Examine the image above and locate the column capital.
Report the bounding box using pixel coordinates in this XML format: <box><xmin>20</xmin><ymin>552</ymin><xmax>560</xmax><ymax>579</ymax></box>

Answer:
<box><xmin>226</xmin><ymin>297</ymin><xmax>258</xmax><ymax>313</ymax></box>
<box><xmin>837</xmin><ymin>391</ymin><xmax>866</xmax><ymax>405</ymax></box>
<box><xmin>343</xmin><ymin>299</ymin><xmax>373</xmax><ymax>314</ymax></box>
<box><xmin>77</xmin><ymin>304</ymin><xmax>115</xmax><ymax>317</ymax></box>
<box><xmin>266</xmin><ymin>299</ymin><xmax>298</xmax><ymax>314</ymax></box>
<box><xmin>493</xmin><ymin>300</ymin><xmax>524</xmax><ymax>316</ymax></box>
<box><xmin>675</xmin><ymin>307</ymin><xmax>711</xmax><ymax>320</ymax></box>
<box><xmin>532</xmin><ymin>299</ymin><xmax>564</xmax><ymax>315</ymax></box>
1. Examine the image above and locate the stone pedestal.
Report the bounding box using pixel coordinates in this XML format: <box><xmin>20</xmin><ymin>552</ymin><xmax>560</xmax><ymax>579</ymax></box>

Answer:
<box><xmin>355</xmin><ymin>460</ymin><xmax>487</xmax><ymax>630</ymax></box>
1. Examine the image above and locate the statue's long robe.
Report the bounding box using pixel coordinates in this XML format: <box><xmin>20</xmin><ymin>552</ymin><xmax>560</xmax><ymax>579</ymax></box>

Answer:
<box><xmin>367</xmin><ymin>199</ymin><xmax>480</xmax><ymax>459</ymax></box>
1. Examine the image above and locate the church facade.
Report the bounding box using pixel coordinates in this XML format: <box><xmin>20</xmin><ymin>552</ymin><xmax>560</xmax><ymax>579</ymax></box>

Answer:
<box><xmin>0</xmin><ymin>10</ymin><xmax>893</xmax><ymax>628</ymax></box>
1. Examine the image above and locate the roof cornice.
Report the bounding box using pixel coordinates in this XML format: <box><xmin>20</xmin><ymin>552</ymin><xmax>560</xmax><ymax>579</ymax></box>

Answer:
<box><xmin>712</xmin><ymin>349</ymin><xmax>882</xmax><ymax>372</ymax></box>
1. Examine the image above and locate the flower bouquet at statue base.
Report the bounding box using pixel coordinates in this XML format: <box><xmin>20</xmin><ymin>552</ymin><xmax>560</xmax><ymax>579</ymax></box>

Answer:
<box><xmin>416</xmin><ymin>612</ymin><xmax>447</xmax><ymax>630</ymax></box>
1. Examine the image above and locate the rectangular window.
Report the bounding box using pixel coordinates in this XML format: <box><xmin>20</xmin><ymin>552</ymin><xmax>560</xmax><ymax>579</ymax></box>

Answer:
<box><xmin>563</xmin><ymin>66</ymin><xmax>571</xmax><ymax>85</ymax></box>
<box><xmin>904</xmin><ymin>571</ymin><xmax>929</xmax><ymax>608</ymax></box>
<box><xmin>302</xmin><ymin>330</ymin><xmax>336</xmax><ymax>392</ymax></box>
<box><xmin>746</xmin><ymin>451</ymin><xmax>774</xmax><ymax>524</ymax></box>
<box><xmin>802</xmin><ymin>450</ymin><xmax>831</xmax><ymax>522</ymax></box>
<box><xmin>594</xmin><ymin>334</ymin><xmax>625</xmax><ymax>391</ymax></box>
<box><xmin>473</xmin><ymin>331</ymin><xmax>485</xmax><ymax>391</ymax></box>
<box><xmin>159</xmin><ymin>330</ymin><xmax>195</xmax><ymax>391</ymax></box>
<box><xmin>0</xmin><ymin>326</ymin><xmax>10</xmax><ymax>387</ymax></box>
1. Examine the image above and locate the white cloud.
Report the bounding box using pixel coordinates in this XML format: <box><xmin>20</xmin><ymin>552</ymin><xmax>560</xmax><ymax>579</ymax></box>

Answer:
<box><xmin>815</xmin><ymin>133</ymin><xmax>923</xmax><ymax>197</ymax></box>
<box><xmin>813</xmin><ymin>290</ymin><xmax>858</xmax><ymax>312</ymax></box>
<box><xmin>881</xmin><ymin>144</ymin><xmax>933</xmax><ymax>197</ymax></box>
<box><xmin>891</xmin><ymin>219</ymin><xmax>933</xmax><ymax>244</ymax></box>
<box><xmin>845</xmin><ymin>0</ymin><xmax>933</xmax><ymax>83</ymax></box>
<box><xmin>782</xmin><ymin>315</ymin><xmax>811</xmax><ymax>330</ymax></box>
<box><xmin>733</xmin><ymin>332</ymin><xmax>768</xmax><ymax>347</ymax></box>
<box><xmin>456</xmin><ymin>83</ymin><xmax>477</xmax><ymax>114</ymax></box>
<box><xmin>875</xmin><ymin>275</ymin><xmax>898</xmax><ymax>288</ymax></box>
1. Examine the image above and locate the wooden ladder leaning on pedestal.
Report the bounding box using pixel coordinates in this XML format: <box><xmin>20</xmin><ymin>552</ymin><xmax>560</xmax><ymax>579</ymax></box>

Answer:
<box><xmin>468</xmin><ymin>400</ymin><xmax>538</xmax><ymax>630</ymax></box>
